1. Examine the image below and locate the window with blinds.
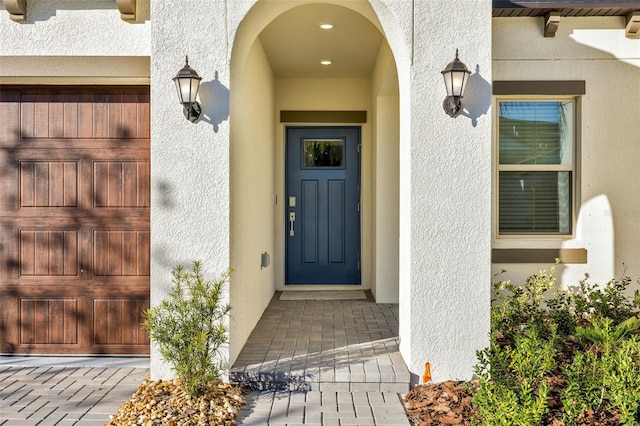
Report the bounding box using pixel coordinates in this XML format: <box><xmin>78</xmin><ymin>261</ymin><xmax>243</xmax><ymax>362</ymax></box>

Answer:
<box><xmin>497</xmin><ymin>100</ymin><xmax>575</xmax><ymax>235</ymax></box>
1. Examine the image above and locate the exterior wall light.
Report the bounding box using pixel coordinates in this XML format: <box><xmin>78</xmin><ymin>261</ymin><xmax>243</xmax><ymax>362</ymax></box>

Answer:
<box><xmin>173</xmin><ymin>56</ymin><xmax>202</xmax><ymax>123</ymax></box>
<box><xmin>441</xmin><ymin>49</ymin><xmax>471</xmax><ymax>118</ymax></box>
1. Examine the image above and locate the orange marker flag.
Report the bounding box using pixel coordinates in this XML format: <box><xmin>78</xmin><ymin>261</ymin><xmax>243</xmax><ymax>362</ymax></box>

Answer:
<box><xmin>422</xmin><ymin>362</ymin><xmax>431</xmax><ymax>384</ymax></box>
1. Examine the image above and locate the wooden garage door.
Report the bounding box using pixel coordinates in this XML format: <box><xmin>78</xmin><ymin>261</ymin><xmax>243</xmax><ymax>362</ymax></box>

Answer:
<box><xmin>0</xmin><ymin>86</ymin><xmax>150</xmax><ymax>355</ymax></box>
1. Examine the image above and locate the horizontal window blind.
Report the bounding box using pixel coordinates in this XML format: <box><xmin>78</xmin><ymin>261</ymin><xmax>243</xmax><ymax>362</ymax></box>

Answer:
<box><xmin>498</xmin><ymin>101</ymin><xmax>574</xmax><ymax>235</ymax></box>
<box><xmin>499</xmin><ymin>171</ymin><xmax>571</xmax><ymax>233</ymax></box>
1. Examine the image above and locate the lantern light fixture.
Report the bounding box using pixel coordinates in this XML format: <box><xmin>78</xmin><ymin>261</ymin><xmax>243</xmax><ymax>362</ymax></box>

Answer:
<box><xmin>173</xmin><ymin>56</ymin><xmax>202</xmax><ymax>123</ymax></box>
<box><xmin>441</xmin><ymin>49</ymin><xmax>471</xmax><ymax>118</ymax></box>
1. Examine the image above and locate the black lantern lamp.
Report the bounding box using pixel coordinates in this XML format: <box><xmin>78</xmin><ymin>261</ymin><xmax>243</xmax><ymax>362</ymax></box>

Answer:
<box><xmin>441</xmin><ymin>49</ymin><xmax>471</xmax><ymax>118</ymax></box>
<box><xmin>173</xmin><ymin>56</ymin><xmax>202</xmax><ymax>122</ymax></box>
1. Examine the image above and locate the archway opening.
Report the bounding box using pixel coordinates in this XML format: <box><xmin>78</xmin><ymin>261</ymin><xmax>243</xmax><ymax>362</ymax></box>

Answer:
<box><xmin>229</xmin><ymin>0</ymin><xmax>401</xmax><ymax>364</ymax></box>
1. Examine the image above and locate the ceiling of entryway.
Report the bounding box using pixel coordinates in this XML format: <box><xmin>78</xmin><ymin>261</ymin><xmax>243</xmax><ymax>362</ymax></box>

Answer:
<box><xmin>259</xmin><ymin>3</ymin><xmax>384</xmax><ymax>79</ymax></box>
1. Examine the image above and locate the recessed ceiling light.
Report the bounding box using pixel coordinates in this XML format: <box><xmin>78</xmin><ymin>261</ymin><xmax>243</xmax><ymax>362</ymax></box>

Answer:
<box><xmin>320</xmin><ymin>23</ymin><xmax>334</xmax><ymax>30</ymax></box>
<box><xmin>320</xmin><ymin>60</ymin><xmax>332</xmax><ymax>65</ymax></box>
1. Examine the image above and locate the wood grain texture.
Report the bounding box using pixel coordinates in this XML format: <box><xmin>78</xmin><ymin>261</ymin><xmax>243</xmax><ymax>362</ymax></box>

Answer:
<box><xmin>0</xmin><ymin>86</ymin><xmax>150</xmax><ymax>355</ymax></box>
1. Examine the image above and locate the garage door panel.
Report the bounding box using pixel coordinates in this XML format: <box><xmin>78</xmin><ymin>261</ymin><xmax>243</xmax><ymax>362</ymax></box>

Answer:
<box><xmin>93</xmin><ymin>93</ymin><xmax>109</xmax><ymax>138</ymax></box>
<box><xmin>0</xmin><ymin>92</ymin><xmax>19</xmax><ymax>144</ymax></box>
<box><xmin>1</xmin><ymin>86</ymin><xmax>150</xmax><ymax>355</ymax></box>
<box><xmin>49</xmin><ymin>94</ymin><xmax>65</xmax><ymax>139</ymax></box>
<box><xmin>0</xmin><ymin>137</ymin><xmax>150</xmax><ymax>150</ymax></box>
<box><xmin>122</xmin><ymin>93</ymin><xmax>138</xmax><ymax>138</ymax></box>
<box><xmin>93</xmin><ymin>160</ymin><xmax>150</xmax><ymax>208</ymax></box>
<box><xmin>108</xmin><ymin>94</ymin><xmax>123</xmax><ymax>139</ymax></box>
<box><xmin>63</xmin><ymin>95</ymin><xmax>79</xmax><ymax>139</ymax></box>
<box><xmin>49</xmin><ymin>298</ymin><xmax>78</xmax><ymax>345</ymax></box>
<box><xmin>5</xmin><ymin>152</ymin><xmax>149</xmax><ymax>214</ymax></box>
<box><xmin>20</xmin><ymin>298</ymin><xmax>79</xmax><ymax>345</ymax></box>
<box><xmin>93</xmin><ymin>298</ymin><xmax>149</xmax><ymax>346</ymax></box>
<box><xmin>78</xmin><ymin>93</ymin><xmax>95</xmax><ymax>139</ymax></box>
<box><xmin>137</xmin><ymin>96</ymin><xmax>150</xmax><ymax>139</ymax></box>
<box><xmin>20</xmin><ymin>161</ymin><xmax>79</xmax><ymax>208</ymax></box>
<box><xmin>4</xmin><ymin>283</ymin><xmax>149</xmax><ymax>353</ymax></box>
<box><xmin>16</xmin><ymin>89</ymin><xmax>149</xmax><ymax>141</ymax></box>
<box><xmin>19</xmin><ymin>97</ymin><xmax>36</xmax><ymax>139</ymax></box>
<box><xmin>19</xmin><ymin>229</ymin><xmax>79</xmax><ymax>277</ymax></box>
<box><xmin>93</xmin><ymin>230</ymin><xmax>150</xmax><ymax>277</ymax></box>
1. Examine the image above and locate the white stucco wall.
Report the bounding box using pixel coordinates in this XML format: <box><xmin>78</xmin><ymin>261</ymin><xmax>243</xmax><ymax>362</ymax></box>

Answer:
<box><xmin>0</xmin><ymin>1</ymin><xmax>150</xmax><ymax>84</ymax></box>
<box><xmin>204</xmin><ymin>0</ymin><xmax>493</xmax><ymax>383</ymax></box>
<box><xmin>393</xmin><ymin>0</ymin><xmax>493</xmax><ymax>382</ymax></box>
<box><xmin>150</xmin><ymin>0</ymin><xmax>232</xmax><ymax>379</ymax></box>
<box><xmin>229</xmin><ymin>37</ymin><xmax>276</xmax><ymax>365</ymax></box>
<box><xmin>493</xmin><ymin>17</ymin><xmax>640</xmax><ymax>293</ymax></box>
<box><xmin>0</xmin><ymin>0</ymin><xmax>150</xmax><ymax>56</ymax></box>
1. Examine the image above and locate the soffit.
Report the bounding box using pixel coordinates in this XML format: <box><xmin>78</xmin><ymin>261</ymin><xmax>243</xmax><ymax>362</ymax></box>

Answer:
<box><xmin>258</xmin><ymin>3</ymin><xmax>383</xmax><ymax>79</ymax></box>
<box><xmin>493</xmin><ymin>1</ymin><xmax>640</xmax><ymax>17</ymax></box>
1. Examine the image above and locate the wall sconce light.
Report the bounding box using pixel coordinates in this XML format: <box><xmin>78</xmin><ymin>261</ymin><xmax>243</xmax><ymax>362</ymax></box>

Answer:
<box><xmin>441</xmin><ymin>49</ymin><xmax>471</xmax><ymax>118</ymax></box>
<box><xmin>173</xmin><ymin>56</ymin><xmax>202</xmax><ymax>122</ymax></box>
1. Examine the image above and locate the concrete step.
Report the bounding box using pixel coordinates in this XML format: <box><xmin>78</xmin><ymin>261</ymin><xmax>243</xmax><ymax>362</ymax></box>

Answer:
<box><xmin>230</xmin><ymin>340</ymin><xmax>410</xmax><ymax>392</ymax></box>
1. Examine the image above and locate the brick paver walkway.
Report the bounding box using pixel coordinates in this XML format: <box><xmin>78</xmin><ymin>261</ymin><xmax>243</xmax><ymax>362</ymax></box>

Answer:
<box><xmin>233</xmin><ymin>292</ymin><xmax>411</xmax><ymax>425</ymax></box>
<box><xmin>237</xmin><ymin>390</ymin><xmax>409</xmax><ymax>425</ymax></box>
<box><xmin>1</xmin><ymin>292</ymin><xmax>410</xmax><ymax>425</ymax></box>
<box><xmin>0</xmin><ymin>362</ymin><xmax>147</xmax><ymax>425</ymax></box>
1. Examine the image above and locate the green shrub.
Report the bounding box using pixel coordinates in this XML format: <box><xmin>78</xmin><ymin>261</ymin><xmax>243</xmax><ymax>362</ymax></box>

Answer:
<box><xmin>572</xmin><ymin>273</ymin><xmax>639</xmax><ymax>325</ymax></box>
<box><xmin>476</xmin><ymin>265</ymin><xmax>640</xmax><ymax>425</ymax></box>
<box><xmin>560</xmin><ymin>350</ymin><xmax>603</xmax><ymax>424</ymax></box>
<box><xmin>560</xmin><ymin>332</ymin><xmax>640</xmax><ymax>425</ymax></box>
<box><xmin>603</xmin><ymin>336</ymin><xmax>640</xmax><ymax>425</ymax></box>
<box><xmin>473</xmin><ymin>327</ymin><xmax>555</xmax><ymax>425</ymax></box>
<box><xmin>143</xmin><ymin>261</ymin><xmax>231</xmax><ymax>397</ymax></box>
<box><xmin>576</xmin><ymin>316</ymin><xmax>640</xmax><ymax>354</ymax></box>
<box><xmin>546</xmin><ymin>289</ymin><xmax>577</xmax><ymax>337</ymax></box>
<box><xmin>491</xmin><ymin>266</ymin><xmax>557</xmax><ymax>345</ymax></box>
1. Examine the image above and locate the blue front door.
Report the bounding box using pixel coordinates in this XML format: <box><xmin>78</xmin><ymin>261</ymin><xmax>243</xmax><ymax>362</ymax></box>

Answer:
<box><xmin>286</xmin><ymin>126</ymin><xmax>361</xmax><ymax>284</ymax></box>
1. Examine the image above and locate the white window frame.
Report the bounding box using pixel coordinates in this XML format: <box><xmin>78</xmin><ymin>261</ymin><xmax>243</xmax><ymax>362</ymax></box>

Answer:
<box><xmin>495</xmin><ymin>96</ymin><xmax>579</xmax><ymax>239</ymax></box>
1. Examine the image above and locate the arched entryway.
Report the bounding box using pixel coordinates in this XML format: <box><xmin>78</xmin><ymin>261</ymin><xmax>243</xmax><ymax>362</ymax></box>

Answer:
<box><xmin>228</xmin><ymin>0</ymin><xmax>403</xmax><ymax>366</ymax></box>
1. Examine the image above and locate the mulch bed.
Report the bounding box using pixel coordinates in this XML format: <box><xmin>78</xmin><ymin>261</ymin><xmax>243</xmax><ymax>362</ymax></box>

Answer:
<box><xmin>405</xmin><ymin>380</ymin><xmax>478</xmax><ymax>425</ymax></box>
<box><xmin>404</xmin><ymin>376</ymin><xmax>622</xmax><ymax>426</ymax></box>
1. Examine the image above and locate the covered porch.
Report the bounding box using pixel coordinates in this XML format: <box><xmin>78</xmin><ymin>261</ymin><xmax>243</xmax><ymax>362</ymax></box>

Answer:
<box><xmin>230</xmin><ymin>291</ymin><xmax>409</xmax><ymax>393</ymax></box>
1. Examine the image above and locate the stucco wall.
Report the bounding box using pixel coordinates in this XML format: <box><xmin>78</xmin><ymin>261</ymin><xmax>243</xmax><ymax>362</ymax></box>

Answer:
<box><xmin>229</xmin><ymin>38</ymin><xmax>276</xmax><ymax>365</ymax></box>
<box><xmin>150</xmin><ymin>0</ymin><xmax>232</xmax><ymax>379</ymax></box>
<box><xmin>0</xmin><ymin>1</ymin><xmax>150</xmax><ymax>83</ymax></box>
<box><xmin>371</xmin><ymin>41</ymin><xmax>400</xmax><ymax>303</ymax></box>
<box><xmin>393</xmin><ymin>0</ymin><xmax>493</xmax><ymax>382</ymax></box>
<box><xmin>493</xmin><ymin>17</ymin><xmax>640</xmax><ymax>293</ymax></box>
<box><xmin>0</xmin><ymin>0</ymin><xmax>150</xmax><ymax>56</ymax></box>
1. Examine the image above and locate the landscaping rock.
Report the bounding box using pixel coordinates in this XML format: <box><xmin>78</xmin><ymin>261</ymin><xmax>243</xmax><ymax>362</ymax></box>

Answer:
<box><xmin>107</xmin><ymin>376</ymin><xmax>246</xmax><ymax>425</ymax></box>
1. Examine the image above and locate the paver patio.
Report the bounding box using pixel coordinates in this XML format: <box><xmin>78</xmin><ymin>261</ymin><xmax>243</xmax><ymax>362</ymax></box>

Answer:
<box><xmin>0</xmin><ymin>292</ymin><xmax>410</xmax><ymax>425</ymax></box>
<box><xmin>0</xmin><ymin>360</ymin><xmax>147</xmax><ymax>426</ymax></box>
<box><xmin>232</xmin><ymin>291</ymin><xmax>411</xmax><ymax>425</ymax></box>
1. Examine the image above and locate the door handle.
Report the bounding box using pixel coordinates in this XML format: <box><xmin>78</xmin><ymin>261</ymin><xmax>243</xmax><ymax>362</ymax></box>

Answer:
<box><xmin>289</xmin><ymin>212</ymin><xmax>295</xmax><ymax>236</ymax></box>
